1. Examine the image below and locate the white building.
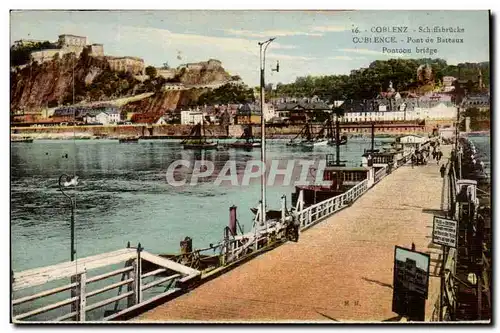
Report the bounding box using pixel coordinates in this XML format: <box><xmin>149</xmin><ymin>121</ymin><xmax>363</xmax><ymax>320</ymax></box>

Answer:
<box><xmin>412</xmin><ymin>102</ymin><xmax>457</xmax><ymax>120</ymax></box>
<box><xmin>181</xmin><ymin>110</ymin><xmax>204</xmax><ymax>125</ymax></box>
<box><xmin>83</xmin><ymin>107</ymin><xmax>120</xmax><ymax>125</ymax></box>
<box><xmin>263</xmin><ymin>103</ymin><xmax>276</xmax><ymax>122</ymax></box>
<box><xmin>342</xmin><ymin>100</ymin><xmax>457</xmax><ymax>123</ymax></box>
<box><xmin>399</xmin><ymin>135</ymin><xmax>426</xmax><ymax>144</ymax></box>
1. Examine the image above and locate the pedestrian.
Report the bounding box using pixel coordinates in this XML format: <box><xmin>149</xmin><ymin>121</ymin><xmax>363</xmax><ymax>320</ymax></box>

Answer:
<box><xmin>411</xmin><ymin>153</ymin><xmax>415</xmax><ymax>169</ymax></box>
<box><xmin>440</xmin><ymin>164</ymin><xmax>446</xmax><ymax>178</ymax></box>
<box><xmin>437</xmin><ymin>150</ymin><xmax>443</xmax><ymax>163</ymax></box>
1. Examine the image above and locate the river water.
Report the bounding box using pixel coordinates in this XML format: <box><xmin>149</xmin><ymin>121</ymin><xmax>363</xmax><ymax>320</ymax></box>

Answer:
<box><xmin>466</xmin><ymin>133</ymin><xmax>491</xmax><ymax>179</ymax></box>
<box><xmin>11</xmin><ymin>138</ymin><xmax>390</xmax><ymax>272</ymax></box>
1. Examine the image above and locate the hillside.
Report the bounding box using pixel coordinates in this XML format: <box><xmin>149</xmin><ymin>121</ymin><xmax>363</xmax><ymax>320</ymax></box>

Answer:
<box><xmin>121</xmin><ymin>89</ymin><xmax>208</xmax><ymax>115</ymax></box>
<box><xmin>10</xmin><ymin>51</ymin><xmax>233</xmax><ymax>113</ymax></box>
<box><xmin>10</xmin><ymin>51</ymin><xmax>139</xmax><ymax>112</ymax></box>
<box><xmin>273</xmin><ymin>58</ymin><xmax>490</xmax><ymax>101</ymax></box>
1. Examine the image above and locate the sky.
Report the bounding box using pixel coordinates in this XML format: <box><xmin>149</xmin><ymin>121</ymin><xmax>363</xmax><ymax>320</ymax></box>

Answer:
<box><xmin>10</xmin><ymin>10</ymin><xmax>490</xmax><ymax>87</ymax></box>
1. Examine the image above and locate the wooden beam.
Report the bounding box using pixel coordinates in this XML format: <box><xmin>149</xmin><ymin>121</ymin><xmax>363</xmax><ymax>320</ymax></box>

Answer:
<box><xmin>14</xmin><ymin>296</ymin><xmax>79</xmax><ymax>321</ymax></box>
<box><xmin>140</xmin><ymin>252</ymin><xmax>200</xmax><ymax>277</ymax></box>
<box><xmin>86</xmin><ymin>266</ymin><xmax>134</xmax><ymax>284</ymax></box>
<box><xmin>86</xmin><ymin>278</ymin><xmax>134</xmax><ymax>298</ymax></box>
<box><xmin>85</xmin><ymin>291</ymin><xmax>133</xmax><ymax>312</ymax></box>
<box><xmin>78</xmin><ymin>271</ymin><xmax>86</xmax><ymax>321</ymax></box>
<box><xmin>141</xmin><ymin>274</ymin><xmax>181</xmax><ymax>291</ymax></box>
<box><xmin>13</xmin><ymin>248</ymin><xmax>137</xmax><ymax>291</ymax></box>
<box><xmin>12</xmin><ymin>281</ymin><xmax>78</xmax><ymax>306</ymax></box>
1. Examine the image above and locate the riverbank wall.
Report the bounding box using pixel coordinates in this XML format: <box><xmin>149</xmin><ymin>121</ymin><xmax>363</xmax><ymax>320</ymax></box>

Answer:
<box><xmin>11</xmin><ymin>124</ymin><xmax>430</xmax><ymax>140</ymax></box>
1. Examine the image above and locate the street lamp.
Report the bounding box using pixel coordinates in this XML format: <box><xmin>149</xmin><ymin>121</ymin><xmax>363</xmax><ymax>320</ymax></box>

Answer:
<box><xmin>258</xmin><ymin>37</ymin><xmax>278</xmax><ymax>230</ymax></box>
<box><xmin>59</xmin><ymin>174</ymin><xmax>79</xmax><ymax>261</ymax></box>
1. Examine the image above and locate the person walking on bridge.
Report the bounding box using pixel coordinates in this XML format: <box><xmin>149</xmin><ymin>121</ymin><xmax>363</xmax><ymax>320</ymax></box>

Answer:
<box><xmin>440</xmin><ymin>164</ymin><xmax>446</xmax><ymax>178</ymax></box>
<box><xmin>436</xmin><ymin>149</ymin><xmax>443</xmax><ymax>163</ymax></box>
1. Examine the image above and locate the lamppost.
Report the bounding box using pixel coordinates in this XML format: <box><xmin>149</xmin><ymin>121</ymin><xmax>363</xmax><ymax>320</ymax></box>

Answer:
<box><xmin>258</xmin><ymin>37</ymin><xmax>279</xmax><ymax>230</ymax></box>
<box><xmin>59</xmin><ymin>174</ymin><xmax>79</xmax><ymax>261</ymax></box>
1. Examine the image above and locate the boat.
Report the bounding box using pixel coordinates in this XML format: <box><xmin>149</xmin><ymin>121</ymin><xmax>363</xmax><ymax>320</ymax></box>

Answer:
<box><xmin>182</xmin><ymin>122</ymin><xmax>219</xmax><ymax>150</ymax></box>
<box><xmin>119</xmin><ymin>137</ymin><xmax>139</xmax><ymax>143</ymax></box>
<box><xmin>11</xmin><ymin>137</ymin><xmax>33</xmax><ymax>143</ymax></box>
<box><xmin>230</xmin><ymin>126</ymin><xmax>261</xmax><ymax>149</ymax></box>
<box><xmin>291</xmin><ymin>115</ymin><xmax>367</xmax><ymax>207</ymax></box>
<box><xmin>250</xmin><ymin>207</ymin><xmax>282</xmax><ymax>220</ymax></box>
<box><xmin>325</xmin><ymin>114</ymin><xmax>348</xmax><ymax>146</ymax></box>
<box><xmin>287</xmin><ymin>121</ymin><xmax>328</xmax><ymax>148</ymax></box>
<box><xmin>291</xmin><ymin>155</ymin><xmax>371</xmax><ymax>207</ymax></box>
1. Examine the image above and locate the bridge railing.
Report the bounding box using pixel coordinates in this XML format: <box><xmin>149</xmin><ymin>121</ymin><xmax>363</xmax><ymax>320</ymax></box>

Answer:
<box><xmin>12</xmin><ymin>246</ymin><xmax>200</xmax><ymax>322</ymax></box>
<box><xmin>374</xmin><ymin>165</ymin><xmax>388</xmax><ymax>183</ymax></box>
<box><xmin>299</xmin><ymin>179</ymin><xmax>369</xmax><ymax>231</ymax></box>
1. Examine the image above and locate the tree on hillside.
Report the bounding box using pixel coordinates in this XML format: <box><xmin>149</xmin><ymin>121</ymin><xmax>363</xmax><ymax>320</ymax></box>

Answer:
<box><xmin>10</xmin><ymin>41</ymin><xmax>57</xmax><ymax>67</ymax></box>
<box><xmin>197</xmin><ymin>83</ymin><xmax>255</xmax><ymax>105</ymax></box>
<box><xmin>162</xmin><ymin>62</ymin><xmax>170</xmax><ymax>69</ymax></box>
<box><xmin>145</xmin><ymin>66</ymin><xmax>157</xmax><ymax>79</ymax></box>
<box><xmin>274</xmin><ymin>58</ymin><xmax>489</xmax><ymax>100</ymax></box>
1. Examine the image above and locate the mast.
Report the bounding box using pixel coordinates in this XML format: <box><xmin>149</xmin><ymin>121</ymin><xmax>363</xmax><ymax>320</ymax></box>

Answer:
<box><xmin>336</xmin><ymin>114</ymin><xmax>341</xmax><ymax>164</ymax></box>
<box><xmin>371</xmin><ymin>122</ymin><xmax>375</xmax><ymax>152</ymax></box>
<box><xmin>201</xmin><ymin>118</ymin><xmax>206</xmax><ymax>143</ymax></box>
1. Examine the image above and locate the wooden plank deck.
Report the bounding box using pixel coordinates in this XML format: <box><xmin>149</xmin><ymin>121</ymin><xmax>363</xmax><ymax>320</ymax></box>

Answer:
<box><xmin>135</xmin><ymin>147</ymin><xmax>450</xmax><ymax>323</ymax></box>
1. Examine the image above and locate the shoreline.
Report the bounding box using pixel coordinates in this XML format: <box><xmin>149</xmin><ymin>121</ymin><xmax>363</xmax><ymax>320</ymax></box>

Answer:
<box><xmin>10</xmin><ymin>133</ymin><xmax>418</xmax><ymax>141</ymax></box>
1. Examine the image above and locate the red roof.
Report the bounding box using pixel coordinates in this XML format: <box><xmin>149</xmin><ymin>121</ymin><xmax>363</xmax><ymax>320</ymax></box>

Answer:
<box><xmin>131</xmin><ymin>113</ymin><xmax>163</xmax><ymax>124</ymax></box>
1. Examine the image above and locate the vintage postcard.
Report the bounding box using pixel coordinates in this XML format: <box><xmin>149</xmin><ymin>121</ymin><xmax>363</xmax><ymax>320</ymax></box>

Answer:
<box><xmin>10</xmin><ymin>10</ymin><xmax>491</xmax><ymax>324</ymax></box>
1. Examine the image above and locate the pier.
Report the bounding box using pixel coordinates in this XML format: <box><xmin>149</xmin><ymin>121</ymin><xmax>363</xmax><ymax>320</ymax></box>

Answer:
<box><xmin>134</xmin><ymin>146</ymin><xmax>451</xmax><ymax>322</ymax></box>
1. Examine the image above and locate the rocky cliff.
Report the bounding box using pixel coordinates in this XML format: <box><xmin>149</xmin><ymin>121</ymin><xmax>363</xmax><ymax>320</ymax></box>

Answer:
<box><xmin>121</xmin><ymin>89</ymin><xmax>208</xmax><ymax>114</ymax></box>
<box><xmin>11</xmin><ymin>52</ymin><xmax>232</xmax><ymax>113</ymax></box>
<box><xmin>175</xmin><ymin>63</ymin><xmax>231</xmax><ymax>85</ymax></box>
<box><xmin>10</xmin><ymin>52</ymin><xmax>119</xmax><ymax>111</ymax></box>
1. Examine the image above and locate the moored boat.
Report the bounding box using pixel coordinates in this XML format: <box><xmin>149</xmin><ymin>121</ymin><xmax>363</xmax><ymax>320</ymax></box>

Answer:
<box><xmin>11</xmin><ymin>137</ymin><xmax>33</xmax><ymax>143</ymax></box>
<box><xmin>230</xmin><ymin>126</ymin><xmax>261</xmax><ymax>149</ymax></box>
<box><xmin>181</xmin><ymin>122</ymin><xmax>218</xmax><ymax>150</ymax></box>
<box><xmin>291</xmin><ymin>156</ymin><xmax>371</xmax><ymax>207</ymax></box>
<box><xmin>301</xmin><ymin>139</ymin><xmax>328</xmax><ymax>148</ymax></box>
<box><xmin>183</xmin><ymin>141</ymin><xmax>219</xmax><ymax>150</ymax></box>
<box><xmin>119</xmin><ymin>137</ymin><xmax>139</xmax><ymax>143</ymax></box>
<box><xmin>326</xmin><ymin>111</ymin><xmax>348</xmax><ymax>146</ymax></box>
<box><xmin>287</xmin><ymin>121</ymin><xmax>327</xmax><ymax>148</ymax></box>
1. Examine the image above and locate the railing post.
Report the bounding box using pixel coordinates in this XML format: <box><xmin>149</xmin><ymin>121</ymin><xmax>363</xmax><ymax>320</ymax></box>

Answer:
<box><xmin>127</xmin><ymin>260</ymin><xmax>136</xmax><ymax>308</ymax></box>
<box><xmin>136</xmin><ymin>243</ymin><xmax>143</xmax><ymax>304</ymax></box>
<box><xmin>77</xmin><ymin>270</ymin><xmax>86</xmax><ymax>322</ymax></box>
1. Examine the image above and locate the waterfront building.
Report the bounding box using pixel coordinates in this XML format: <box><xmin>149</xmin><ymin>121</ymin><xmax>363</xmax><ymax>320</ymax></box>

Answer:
<box><xmin>180</xmin><ymin>110</ymin><xmax>204</xmax><ymax>125</ymax></box>
<box><xmin>275</xmin><ymin>101</ymin><xmax>330</xmax><ymax>123</ymax></box>
<box><xmin>52</xmin><ymin>104</ymin><xmax>120</xmax><ymax>124</ymax></box>
<box><xmin>235</xmin><ymin>103</ymin><xmax>261</xmax><ymax>125</ymax></box>
<box><xmin>340</xmin><ymin>98</ymin><xmax>457</xmax><ymax>123</ymax></box>
<box><xmin>131</xmin><ymin>112</ymin><xmax>164</xmax><ymax>124</ymax></box>
<box><xmin>461</xmin><ymin>94</ymin><xmax>490</xmax><ymax>111</ymax></box>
